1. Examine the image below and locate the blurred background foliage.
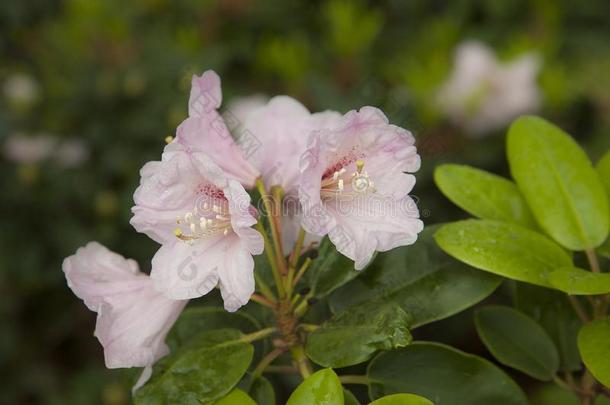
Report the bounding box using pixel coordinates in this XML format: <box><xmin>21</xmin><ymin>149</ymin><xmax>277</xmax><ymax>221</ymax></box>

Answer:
<box><xmin>1</xmin><ymin>0</ymin><xmax>610</xmax><ymax>403</ymax></box>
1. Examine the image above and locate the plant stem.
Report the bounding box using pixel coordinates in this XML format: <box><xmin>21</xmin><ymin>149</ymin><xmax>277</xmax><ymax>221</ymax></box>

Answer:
<box><xmin>586</xmin><ymin>249</ymin><xmax>601</xmax><ymax>273</ymax></box>
<box><xmin>290</xmin><ymin>345</ymin><xmax>312</xmax><ymax>378</ymax></box>
<box><xmin>253</xmin><ymin>348</ymin><xmax>285</xmax><ymax>378</ymax></box>
<box><xmin>256</xmin><ymin>179</ymin><xmax>287</xmax><ymax>275</ymax></box>
<box><xmin>289</xmin><ymin>228</ymin><xmax>307</xmax><ymax>268</ymax></box>
<box><xmin>256</xmin><ymin>221</ymin><xmax>286</xmax><ymax>298</ymax></box>
<box><xmin>253</xmin><ymin>273</ymin><xmax>276</xmax><ymax>301</ymax></box>
<box><xmin>568</xmin><ymin>296</ymin><xmax>591</xmax><ymax>323</ymax></box>
<box><xmin>339</xmin><ymin>375</ymin><xmax>370</xmax><ymax>385</ymax></box>
<box><xmin>263</xmin><ymin>365</ymin><xmax>299</xmax><ymax>374</ymax></box>
<box><xmin>241</xmin><ymin>327</ymin><xmax>277</xmax><ymax>343</ymax></box>
<box><xmin>250</xmin><ymin>293</ymin><xmax>277</xmax><ymax>309</ymax></box>
<box><xmin>553</xmin><ymin>375</ymin><xmax>574</xmax><ymax>392</ymax></box>
<box><xmin>292</xmin><ymin>258</ymin><xmax>312</xmax><ymax>287</ymax></box>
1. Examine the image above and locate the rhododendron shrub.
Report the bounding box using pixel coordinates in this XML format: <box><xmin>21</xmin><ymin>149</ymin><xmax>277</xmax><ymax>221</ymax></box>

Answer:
<box><xmin>62</xmin><ymin>72</ymin><xmax>610</xmax><ymax>404</ymax></box>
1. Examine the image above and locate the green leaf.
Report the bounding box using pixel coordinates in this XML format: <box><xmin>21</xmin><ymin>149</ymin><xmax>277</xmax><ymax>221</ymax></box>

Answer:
<box><xmin>435</xmin><ymin>219</ymin><xmax>572</xmax><ymax>288</ymax></box>
<box><xmin>597</xmin><ymin>151</ymin><xmax>610</xmax><ymax>198</ymax></box>
<box><xmin>367</xmin><ymin>342</ymin><xmax>527</xmax><ymax>405</ymax></box>
<box><xmin>247</xmin><ymin>376</ymin><xmax>275</xmax><ymax>405</ymax></box>
<box><xmin>369</xmin><ymin>393</ymin><xmax>434</xmax><ymax>405</ymax></box>
<box><xmin>598</xmin><ymin>236</ymin><xmax>610</xmax><ymax>260</ymax></box>
<box><xmin>549</xmin><ymin>267</ymin><xmax>610</xmax><ymax>295</ymax></box>
<box><xmin>434</xmin><ymin>164</ymin><xmax>536</xmax><ymax>228</ymax></box>
<box><xmin>507</xmin><ymin>115</ymin><xmax>609</xmax><ymax>250</ymax></box>
<box><xmin>578</xmin><ymin>318</ymin><xmax>610</xmax><ymax>388</ymax></box>
<box><xmin>330</xmin><ymin>225</ymin><xmax>501</xmax><ymax>328</ymax></box>
<box><xmin>307</xmin><ymin>237</ymin><xmax>362</xmax><ymax>298</ymax></box>
<box><xmin>286</xmin><ymin>368</ymin><xmax>344</xmax><ymax>405</ymax></box>
<box><xmin>305</xmin><ymin>303</ymin><xmax>412</xmax><ymax>368</ymax></box>
<box><xmin>212</xmin><ymin>389</ymin><xmax>256</xmax><ymax>405</ymax></box>
<box><xmin>344</xmin><ymin>389</ymin><xmax>360</xmax><ymax>405</ymax></box>
<box><xmin>474</xmin><ymin>306</ymin><xmax>559</xmax><ymax>380</ymax></box>
<box><xmin>134</xmin><ymin>329</ymin><xmax>254</xmax><ymax>404</ymax></box>
<box><xmin>514</xmin><ymin>284</ymin><xmax>582</xmax><ymax>371</ymax></box>
<box><xmin>167</xmin><ymin>307</ymin><xmax>261</xmax><ymax>351</ymax></box>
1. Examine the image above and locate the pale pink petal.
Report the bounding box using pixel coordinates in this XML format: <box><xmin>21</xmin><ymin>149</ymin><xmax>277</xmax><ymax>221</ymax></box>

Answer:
<box><xmin>217</xmin><ymin>237</ymin><xmax>256</xmax><ymax>312</ymax></box>
<box><xmin>243</xmin><ymin>96</ymin><xmax>312</xmax><ymax>191</ymax></box>
<box><xmin>188</xmin><ymin>70</ymin><xmax>222</xmax><ymax>117</ymax></box>
<box><xmin>150</xmin><ymin>239</ymin><xmax>221</xmax><ymax>300</ymax></box>
<box><xmin>62</xmin><ymin>242</ymin><xmax>187</xmax><ymax>379</ymax></box>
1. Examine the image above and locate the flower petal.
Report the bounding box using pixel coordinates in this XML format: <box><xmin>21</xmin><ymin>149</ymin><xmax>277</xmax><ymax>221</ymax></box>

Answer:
<box><xmin>217</xmin><ymin>237</ymin><xmax>256</xmax><ymax>312</ymax></box>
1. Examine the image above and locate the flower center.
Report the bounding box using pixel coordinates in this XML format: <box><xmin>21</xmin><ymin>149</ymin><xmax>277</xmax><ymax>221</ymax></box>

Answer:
<box><xmin>320</xmin><ymin>159</ymin><xmax>375</xmax><ymax>200</ymax></box>
<box><xmin>173</xmin><ymin>184</ymin><xmax>232</xmax><ymax>243</ymax></box>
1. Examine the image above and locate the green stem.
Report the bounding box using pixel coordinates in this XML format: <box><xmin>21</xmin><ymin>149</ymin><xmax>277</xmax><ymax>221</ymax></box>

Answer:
<box><xmin>585</xmin><ymin>249</ymin><xmax>601</xmax><ymax>273</ymax></box>
<box><xmin>256</xmin><ymin>221</ymin><xmax>286</xmax><ymax>298</ymax></box>
<box><xmin>241</xmin><ymin>327</ymin><xmax>277</xmax><ymax>343</ymax></box>
<box><xmin>290</xmin><ymin>345</ymin><xmax>312</xmax><ymax>379</ymax></box>
<box><xmin>253</xmin><ymin>348</ymin><xmax>285</xmax><ymax>378</ymax></box>
<box><xmin>289</xmin><ymin>228</ymin><xmax>307</xmax><ymax>269</ymax></box>
<box><xmin>339</xmin><ymin>375</ymin><xmax>370</xmax><ymax>385</ymax></box>
<box><xmin>292</xmin><ymin>258</ymin><xmax>312</xmax><ymax>287</ymax></box>
<box><xmin>254</xmin><ymin>272</ymin><xmax>276</xmax><ymax>301</ymax></box>
<box><xmin>256</xmin><ymin>178</ymin><xmax>287</xmax><ymax>276</ymax></box>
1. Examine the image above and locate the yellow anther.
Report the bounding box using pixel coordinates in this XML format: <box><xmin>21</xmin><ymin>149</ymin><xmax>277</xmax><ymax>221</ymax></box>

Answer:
<box><xmin>355</xmin><ymin>159</ymin><xmax>365</xmax><ymax>174</ymax></box>
<box><xmin>165</xmin><ymin>135</ymin><xmax>174</xmax><ymax>144</ymax></box>
<box><xmin>174</xmin><ymin>228</ymin><xmax>183</xmax><ymax>237</ymax></box>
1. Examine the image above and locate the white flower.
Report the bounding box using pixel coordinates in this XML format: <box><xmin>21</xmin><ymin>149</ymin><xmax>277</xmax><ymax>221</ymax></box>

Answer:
<box><xmin>437</xmin><ymin>40</ymin><xmax>541</xmax><ymax>136</ymax></box>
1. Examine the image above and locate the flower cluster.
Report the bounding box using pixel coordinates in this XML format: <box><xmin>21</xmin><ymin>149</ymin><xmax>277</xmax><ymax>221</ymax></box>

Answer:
<box><xmin>62</xmin><ymin>70</ymin><xmax>423</xmax><ymax>387</ymax></box>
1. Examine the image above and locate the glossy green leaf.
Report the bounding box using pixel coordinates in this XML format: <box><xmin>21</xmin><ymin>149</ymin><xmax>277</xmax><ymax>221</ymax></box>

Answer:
<box><xmin>248</xmin><ymin>376</ymin><xmax>275</xmax><ymax>405</ymax></box>
<box><xmin>134</xmin><ymin>329</ymin><xmax>254</xmax><ymax>404</ymax></box>
<box><xmin>475</xmin><ymin>306</ymin><xmax>559</xmax><ymax>380</ymax></box>
<box><xmin>367</xmin><ymin>342</ymin><xmax>527</xmax><ymax>405</ymax></box>
<box><xmin>369</xmin><ymin>393</ymin><xmax>434</xmax><ymax>405</ymax></box>
<box><xmin>167</xmin><ymin>307</ymin><xmax>261</xmax><ymax>350</ymax></box>
<box><xmin>286</xmin><ymin>368</ymin><xmax>344</xmax><ymax>405</ymax></box>
<box><xmin>549</xmin><ymin>267</ymin><xmax>610</xmax><ymax>295</ymax></box>
<box><xmin>212</xmin><ymin>389</ymin><xmax>256</xmax><ymax>405</ymax></box>
<box><xmin>507</xmin><ymin>116</ymin><xmax>609</xmax><ymax>250</ymax></box>
<box><xmin>597</xmin><ymin>151</ymin><xmax>610</xmax><ymax>198</ymax></box>
<box><xmin>578</xmin><ymin>318</ymin><xmax>610</xmax><ymax>388</ymax></box>
<box><xmin>330</xmin><ymin>225</ymin><xmax>501</xmax><ymax>328</ymax></box>
<box><xmin>434</xmin><ymin>164</ymin><xmax>536</xmax><ymax>228</ymax></box>
<box><xmin>344</xmin><ymin>389</ymin><xmax>360</xmax><ymax>405</ymax></box>
<box><xmin>306</xmin><ymin>303</ymin><xmax>411</xmax><ymax>368</ymax></box>
<box><xmin>307</xmin><ymin>237</ymin><xmax>362</xmax><ymax>298</ymax></box>
<box><xmin>514</xmin><ymin>284</ymin><xmax>582</xmax><ymax>371</ymax></box>
<box><xmin>435</xmin><ymin>219</ymin><xmax>572</xmax><ymax>288</ymax></box>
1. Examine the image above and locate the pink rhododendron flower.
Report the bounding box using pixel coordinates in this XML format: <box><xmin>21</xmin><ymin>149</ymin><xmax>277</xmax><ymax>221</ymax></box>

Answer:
<box><xmin>299</xmin><ymin>107</ymin><xmax>423</xmax><ymax>269</ymax></box>
<box><xmin>170</xmin><ymin>70</ymin><xmax>260</xmax><ymax>188</ymax></box>
<box><xmin>130</xmin><ymin>147</ymin><xmax>263</xmax><ymax>311</ymax></box>
<box><xmin>62</xmin><ymin>242</ymin><xmax>187</xmax><ymax>390</ymax></box>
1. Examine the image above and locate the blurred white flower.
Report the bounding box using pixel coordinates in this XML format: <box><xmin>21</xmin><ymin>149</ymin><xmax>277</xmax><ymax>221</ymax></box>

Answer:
<box><xmin>437</xmin><ymin>41</ymin><xmax>541</xmax><ymax>136</ymax></box>
<box><xmin>3</xmin><ymin>133</ymin><xmax>56</xmax><ymax>164</ymax></box>
<box><xmin>55</xmin><ymin>139</ymin><xmax>90</xmax><ymax>167</ymax></box>
<box><xmin>224</xmin><ymin>94</ymin><xmax>268</xmax><ymax>132</ymax></box>
<box><xmin>3</xmin><ymin>73</ymin><xmax>40</xmax><ymax>107</ymax></box>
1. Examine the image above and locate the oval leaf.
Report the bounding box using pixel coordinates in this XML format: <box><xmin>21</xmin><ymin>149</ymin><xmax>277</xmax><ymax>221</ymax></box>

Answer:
<box><xmin>286</xmin><ymin>368</ymin><xmax>344</xmax><ymax>405</ymax></box>
<box><xmin>475</xmin><ymin>306</ymin><xmax>559</xmax><ymax>380</ymax></box>
<box><xmin>597</xmin><ymin>151</ymin><xmax>610</xmax><ymax>198</ymax></box>
<box><xmin>248</xmin><ymin>376</ymin><xmax>275</xmax><ymax>405</ymax></box>
<box><xmin>435</xmin><ymin>219</ymin><xmax>572</xmax><ymax>288</ymax></box>
<box><xmin>507</xmin><ymin>116</ymin><xmax>609</xmax><ymax>250</ymax></box>
<box><xmin>578</xmin><ymin>318</ymin><xmax>610</xmax><ymax>388</ymax></box>
<box><xmin>367</xmin><ymin>342</ymin><xmax>527</xmax><ymax>405</ymax></box>
<box><xmin>370</xmin><ymin>393</ymin><xmax>434</xmax><ymax>405</ymax></box>
<box><xmin>307</xmin><ymin>237</ymin><xmax>362</xmax><ymax>298</ymax></box>
<box><xmin>435</xmin><ymin>164</ymin><xmax>536</xmax><ymax>228</ymax></box>
<box><xmin>330</xmin><ymin>225</ymin><xmax>501</xmax><ymax>328</ymax></box>
<box><xmin>344</xmin><ymin>389</ymin><xmax>360</xmax><ymax>405</ymax></box>
<box><xmin>514</xmin><ymin>284</ymin><xmax>582</xmax><ymax>372</ymax></box>
<box><xmin>135</xmin><ymin>329</ymin><xmax>254</xmax><ymax>404</ymax></box>
<box><xmin>213</xmin><ymin>389</ymin><xmax>256</xmax><ymax>405</ymax></box>
<box><xmin>549</xmin><ymin>267</ymin><xmax>610</xmax><ymax>295</ymax></box>
<box><xmin>306</xmin><ymin>303</ymin><xmax>412</xmax><ymax>368</ymax></box>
